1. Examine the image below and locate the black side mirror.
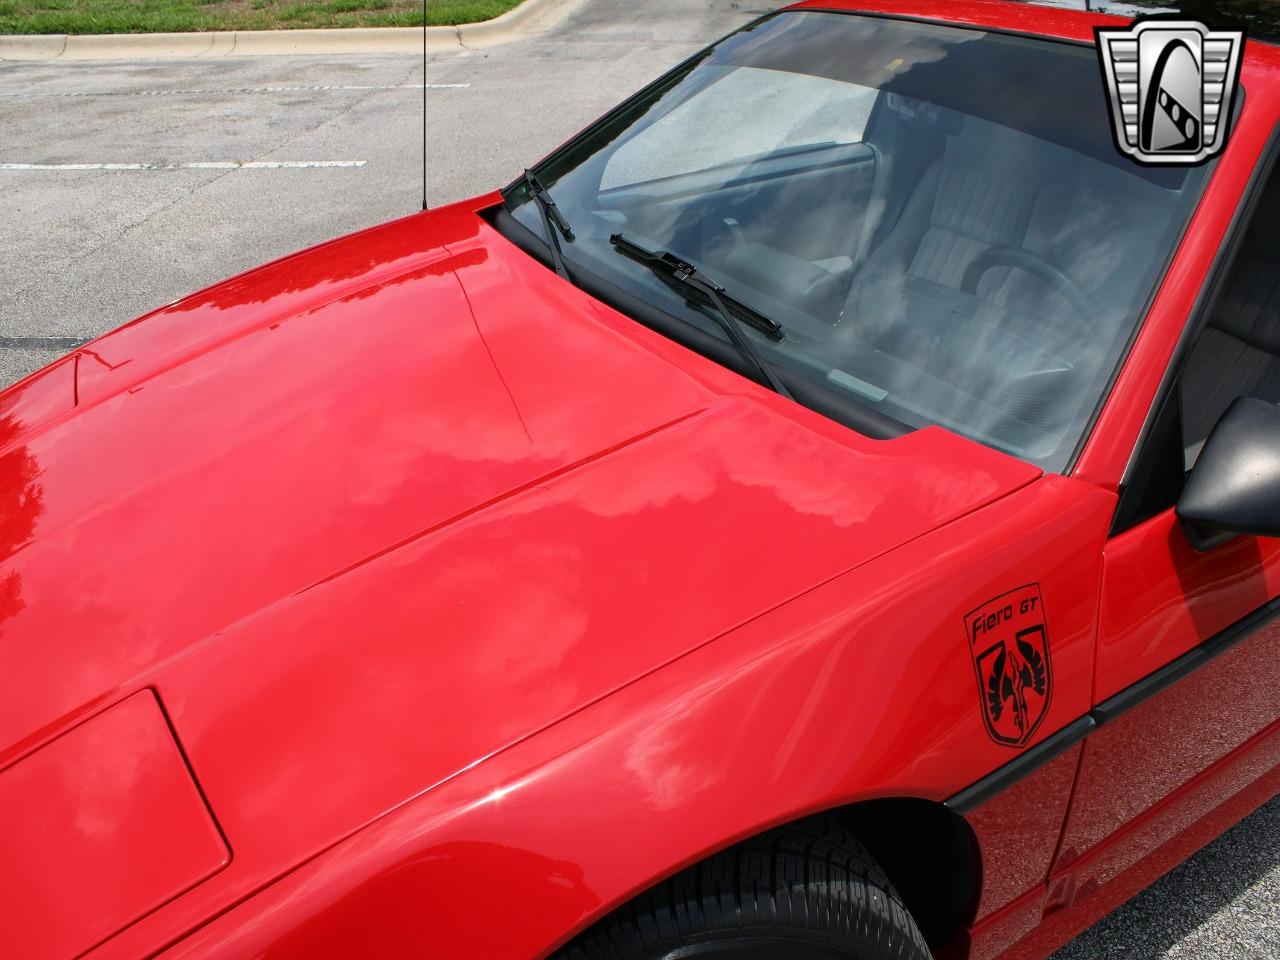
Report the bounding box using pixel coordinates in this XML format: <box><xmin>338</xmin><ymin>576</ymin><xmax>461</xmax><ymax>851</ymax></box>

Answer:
<box><xmin>1177</xmin><ymin>397</ymin><xmax>1280</xmax><ymax>551</ymax></box>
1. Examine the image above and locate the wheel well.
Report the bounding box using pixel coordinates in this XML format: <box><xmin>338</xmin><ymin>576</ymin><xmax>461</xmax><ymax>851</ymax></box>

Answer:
<box><xmin>553</xmin><ymin>797</ymin><xmax>980</xmax><ymax>958</ymax></box>
<box><xmin>826</xmin><ymin>797</ymin><xmax>980</xmax><ymax>952</ymax></box>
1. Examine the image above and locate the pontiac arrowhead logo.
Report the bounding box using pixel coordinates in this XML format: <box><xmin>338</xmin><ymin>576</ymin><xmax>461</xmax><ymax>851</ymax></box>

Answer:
<box><xmin>1097</xmin><ymin>19</ymin><xmax>1244</xmax><ymax>166</ymax></box>
<box><xmin>967</xmin><ymin>585</ymin><xmax>1052</xmax><ymax>747</ymax></box>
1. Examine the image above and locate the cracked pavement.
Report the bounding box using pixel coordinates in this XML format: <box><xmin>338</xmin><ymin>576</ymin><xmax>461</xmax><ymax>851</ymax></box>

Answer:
<box><xmin>0</xmin><ymin>1</ymin><xmax>1277</xmax><ymax>956</ymax></box>
<box><xmin>0</xmin><ymin>0</ymin><xmax>782</xmax><ymax>386</ymax></box>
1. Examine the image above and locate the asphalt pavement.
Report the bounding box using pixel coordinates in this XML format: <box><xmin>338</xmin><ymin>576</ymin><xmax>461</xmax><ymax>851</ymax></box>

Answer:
<box><xmin>1</xmin><ymin>0</ymin><xmax>1277</xmax><ymax>955</ymax></box>
<box><xmin>0</xmin><ymin>0</ymin><xmax>780</xmax><ymax>385</ymax></box>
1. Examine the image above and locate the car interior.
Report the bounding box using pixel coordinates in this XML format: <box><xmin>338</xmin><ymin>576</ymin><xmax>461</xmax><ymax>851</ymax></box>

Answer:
<box><xmin>588</xmin><ymin>88</ymin><xmax>1188</xmax><ymax>464</ymax></box>
<box><xmin>1180</xmin><ymin>173</ymin><xmax>1280</xmax><ymax>467</ymax></box>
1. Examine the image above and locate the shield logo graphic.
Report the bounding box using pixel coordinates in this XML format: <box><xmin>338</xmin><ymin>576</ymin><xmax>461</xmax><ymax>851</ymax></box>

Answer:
<box><xmin>1097</xmin><ymin>19</ymin><xmax>1244</xmax><ymax>165</ymax></box>
<box><xmin>966</xmin><ymin>585</ymin><xmax>1052</xmax><ymax>747</ymax></box>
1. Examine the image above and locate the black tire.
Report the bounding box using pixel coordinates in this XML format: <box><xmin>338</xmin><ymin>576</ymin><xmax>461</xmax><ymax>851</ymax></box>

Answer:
<box><xmin>552</xmin><ymin>814</ymin><xmax>932</xmax><ymax>960</ymax></box>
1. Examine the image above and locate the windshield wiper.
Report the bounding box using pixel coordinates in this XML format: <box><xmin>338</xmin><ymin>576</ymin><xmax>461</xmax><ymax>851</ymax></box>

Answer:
<box><xmin>522</xmin><ymin>169</ymin><xmax>574</xmax><ymax>281</ymax></box>
<box><xmin>609</xmin><ymin>233</ymin><xmax>792</xmax><ymax>399</ymax></box>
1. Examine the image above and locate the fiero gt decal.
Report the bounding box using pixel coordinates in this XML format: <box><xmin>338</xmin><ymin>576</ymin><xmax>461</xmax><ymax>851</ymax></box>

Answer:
<box><xmin>967</xmin><ymin>584</ymin><xmax>1052</xmax><ymax>747</ymax></box>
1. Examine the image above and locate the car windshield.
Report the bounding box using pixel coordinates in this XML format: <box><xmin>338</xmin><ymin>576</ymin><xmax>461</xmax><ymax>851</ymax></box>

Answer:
<box><xmin>502</xmin><ymin>11</ymin><xmax>1210</xmax><ymax>472</ymax></box>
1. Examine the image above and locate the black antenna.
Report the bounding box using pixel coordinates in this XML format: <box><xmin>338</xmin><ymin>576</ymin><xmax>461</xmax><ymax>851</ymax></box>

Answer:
<box><xmin>422</xmin><ymin>0</ymin><xmax>428</xmax><ymax>210</ymax></box>
<box><xmin>430</xmin><ymin>0</ymin><xmax>435</xmax><ymax>211</ymax></box>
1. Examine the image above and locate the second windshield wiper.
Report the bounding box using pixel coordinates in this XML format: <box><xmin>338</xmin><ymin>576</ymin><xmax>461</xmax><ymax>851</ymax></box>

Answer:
<box><xmin>609</xmin><ymin>233</ymin><xmax>792</xmax><ymax>400</ymax></box>
<box><xmin>522</xmin><ymin>169</ymin><xmax>574</xmax><ymax>281</ymax></box>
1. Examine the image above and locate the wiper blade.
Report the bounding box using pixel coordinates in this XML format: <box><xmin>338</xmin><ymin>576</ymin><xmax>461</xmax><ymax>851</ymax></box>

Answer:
<box><xmin>523</xmin><ymin>170</ymin><xmax>574</xmax><ymax>241</ymax></box>
<box><xmin>609</xmin><ymin>234</ymin><xmax>783</xmax><ymax>340</ymax></box>
<box><xmin>610</xmin><ymin>232</ymin><xmax>791</xmax><ymax>400</ymax></box>
<box><xmin>522</xmin><ymin>169</ymin><xmax>574</xmax><ymax>281</ymax></box>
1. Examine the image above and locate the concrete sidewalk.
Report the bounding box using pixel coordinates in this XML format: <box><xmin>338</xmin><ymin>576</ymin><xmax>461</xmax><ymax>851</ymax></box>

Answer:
<box><xmin>0</xmin><ymin>0</ymin><xmax>584</xmax><ymax>60</ymax></box>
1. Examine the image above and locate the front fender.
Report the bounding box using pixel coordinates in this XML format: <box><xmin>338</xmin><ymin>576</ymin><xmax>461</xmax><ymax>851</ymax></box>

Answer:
<box><xmin>155</xmin><ymin>475</ymin><xmax>1113</xmax><ymax>960</ymax></box>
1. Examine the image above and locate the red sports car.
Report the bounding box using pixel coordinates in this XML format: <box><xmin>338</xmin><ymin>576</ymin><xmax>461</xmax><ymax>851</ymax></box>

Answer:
<box><xmin>3</xmin><ymin>2</ymin><xmax>1279</xmax><ymax>958</ymax></box>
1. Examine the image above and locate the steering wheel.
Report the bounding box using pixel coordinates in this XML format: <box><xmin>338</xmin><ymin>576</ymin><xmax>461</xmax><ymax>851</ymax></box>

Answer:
<box><xmin>960</xmin><ymin>245</ymin><xmax>1097</xmax><ymax>327</ymax></box>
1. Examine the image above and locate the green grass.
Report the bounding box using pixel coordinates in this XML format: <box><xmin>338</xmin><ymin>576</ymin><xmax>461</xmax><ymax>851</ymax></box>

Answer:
<box><xmin>0</xmin><ymin>0</ymin><xmax>524</xmax><ymax>34</ymax></box>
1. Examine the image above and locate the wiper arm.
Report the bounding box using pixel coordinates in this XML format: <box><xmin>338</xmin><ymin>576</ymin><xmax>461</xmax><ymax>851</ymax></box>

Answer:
<box><xmin>609</xmin><ymin>233</ymin><xmax>792</xmax><ymax>400</ymax></box>
<box><xmin>522</xmin><ymin>169</ymin><xmax>574</xmax><ymax>281</ymax></box>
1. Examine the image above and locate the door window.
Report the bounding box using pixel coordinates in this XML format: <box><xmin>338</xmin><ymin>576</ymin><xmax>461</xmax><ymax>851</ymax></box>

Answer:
<box><xmin>1116</xmin><ymin>162</ymin><xmax>1280</xmax><ymax>531</ymax></box>
<box><xmin>1180</xmin><ymin>174</ymin><xmax>1280</xmax><ymax>468</ymax></box>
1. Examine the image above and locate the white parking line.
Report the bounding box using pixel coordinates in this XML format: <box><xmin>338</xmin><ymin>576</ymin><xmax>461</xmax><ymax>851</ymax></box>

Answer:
<box><xmin>0</xmin><ymin>160</ymin><xmax>367</xmax><ymax>171</ymax></box>
<box><xmin>0</xmin><ymin>336</ymin><xmax>87</xmax><ymax>348</ymax></box>
<box><xmin>0</xmin><ymin>83</ymin><xmax>470</xmax><ymax>99</ymax></box>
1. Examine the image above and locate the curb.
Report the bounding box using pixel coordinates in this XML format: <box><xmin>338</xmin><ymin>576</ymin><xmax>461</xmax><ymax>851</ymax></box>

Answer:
<box><xmin>0</xmin><ymin>0</ymin><xmax>584</xmax><ymax>61</ymax></box>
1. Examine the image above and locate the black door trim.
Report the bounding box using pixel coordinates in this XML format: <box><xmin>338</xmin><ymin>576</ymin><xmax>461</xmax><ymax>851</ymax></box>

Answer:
<box><xmin>946</xmin><ymin>716</ymin><xmax>1094</xmax><ymax>814</ymax></box>
<box><xmin>946</xmin><ymin>592</ymin><xmax>1280</xmax><ymax>814</ymax></box>
<box><xmin>1093</xmin><ymin>591</ymin><xmax>1280</xmax><ymax>724</ymax></box>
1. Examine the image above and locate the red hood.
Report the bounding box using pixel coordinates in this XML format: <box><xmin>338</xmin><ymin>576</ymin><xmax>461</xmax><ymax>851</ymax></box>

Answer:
<box><xmin>0</xmin><ymin>197</ymin><xmax>1039</xmax><ymax>938</ymax></box>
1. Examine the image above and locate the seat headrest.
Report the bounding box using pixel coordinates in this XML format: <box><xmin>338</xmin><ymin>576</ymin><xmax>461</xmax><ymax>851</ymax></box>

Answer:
<box><xmin>1246</xmin><ymin>178</ymin><xmax>1280</xmax><ymax>260</ymax></box>
<box><xmin>941</xmin><ymin>114</ymin><xmax>1073</xmax><ymax>193</ymax></box>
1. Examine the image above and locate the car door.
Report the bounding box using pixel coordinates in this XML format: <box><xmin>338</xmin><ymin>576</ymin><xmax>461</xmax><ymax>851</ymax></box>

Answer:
<box><xmin>1044</xmin><ymin>162</ymin><xmax>1280</xmax><ymax>915</ymax></box>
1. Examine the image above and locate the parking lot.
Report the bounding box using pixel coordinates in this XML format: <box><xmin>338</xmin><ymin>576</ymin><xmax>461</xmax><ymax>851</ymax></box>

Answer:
<box><xmin>0</xmin><ymin>0</ymin><xmax>1277</xmax><ymax>955</ymax></box>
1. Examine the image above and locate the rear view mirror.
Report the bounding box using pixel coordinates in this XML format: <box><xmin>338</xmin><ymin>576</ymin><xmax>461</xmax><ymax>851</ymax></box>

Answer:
<box><xmin>1177</xmin><ymin>397</ymin><xmax>1280</xmax><ymax>551</ymax></box>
